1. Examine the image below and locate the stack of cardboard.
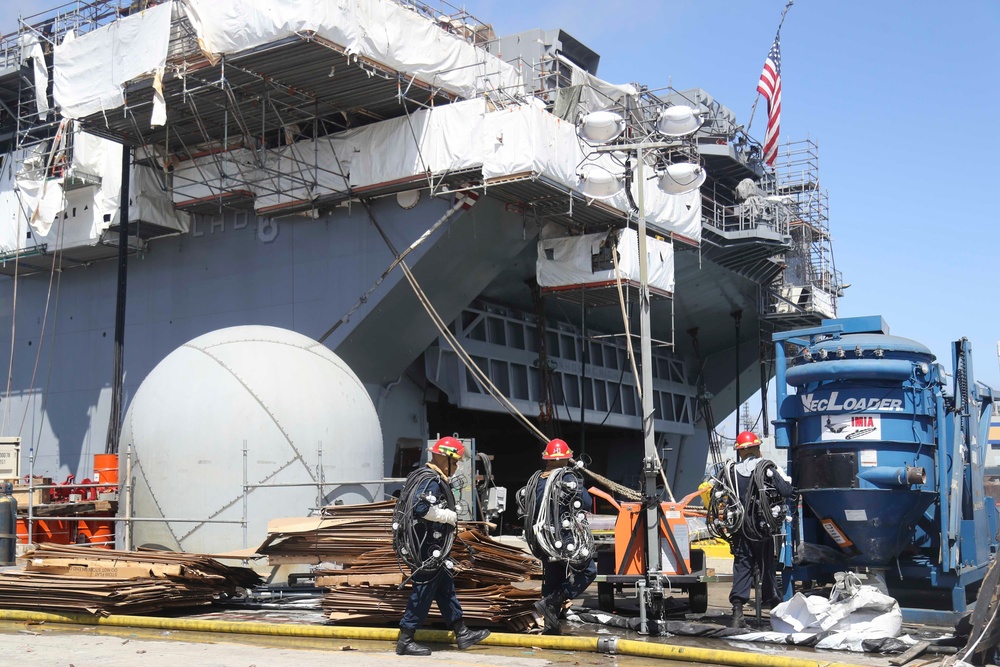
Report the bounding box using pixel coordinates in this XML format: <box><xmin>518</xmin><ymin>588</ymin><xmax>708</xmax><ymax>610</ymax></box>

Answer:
<box><xmin>0</xmin><ymin>543</ymin><xmax>262</xmax><ymax>616</ymax></box>
<box><xmin>256</xmin><ymin>500</ymin><xmax>396</xmax><ymax>565</ymax></box>
<box><xmin>321</xmin><ymin>583</ymin><xmax>541</xmax><ymax>631</ymax></box>
<box><xmin>257</xmin><ymin>501</ymin><xmax>543</xmax><ymax>629</ymax></box>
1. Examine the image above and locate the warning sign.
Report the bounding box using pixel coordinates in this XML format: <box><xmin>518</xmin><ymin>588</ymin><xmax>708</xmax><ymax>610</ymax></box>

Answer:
<box><xmin>821</xmin><ymin>517</ymin><xmax>861</xmax><ymax>556</ymax></box>
<box><xmin>821</xmin><ymin>414</ymin><xmax>881</xmax><ymax>441</ymax></box>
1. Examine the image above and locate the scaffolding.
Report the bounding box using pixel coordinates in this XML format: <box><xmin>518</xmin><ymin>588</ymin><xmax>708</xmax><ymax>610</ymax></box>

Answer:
<box><xmin>762</xmin><ymin>138</ymin><xmax>842</xmax><ymax>328</ymax></box>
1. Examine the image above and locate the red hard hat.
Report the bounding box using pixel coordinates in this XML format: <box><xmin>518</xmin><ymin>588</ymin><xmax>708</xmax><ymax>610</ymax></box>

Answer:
<box><xmin>735</xmin><ymin>431</ymin><xmax>762</xmax><ymax>450</ymax></box>
<box><xmin>429</xmin><ymin>436</ymin><xmax>465</xmax><ymax>460</ymax></box>
<box><xmin>542</xmin><ymin>438</ymin><xmax>573</xmax><ymax>460</ymax></box>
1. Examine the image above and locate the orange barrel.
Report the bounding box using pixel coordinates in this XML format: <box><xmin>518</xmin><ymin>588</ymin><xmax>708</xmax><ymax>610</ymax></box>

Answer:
<box><xmin>93</xmin><ymin>453</ymin><xmax>119</xmax><ymax>487</ymax></box>
<box><xmin>78</xmin><ymin>519</ymin><xmax>114</xmax><ymax>548</ymax></box>
<box><xmin>16</xmin><ymin>518</ymin><xmax>72</xmax><ymax>544</ymax></box>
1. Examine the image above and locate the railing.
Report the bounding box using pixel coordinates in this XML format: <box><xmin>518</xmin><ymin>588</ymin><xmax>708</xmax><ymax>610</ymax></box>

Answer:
<box><xmin>16</xmin><ymin>440</ymin><xmax>399</xmax><ymax>554</ymax></box>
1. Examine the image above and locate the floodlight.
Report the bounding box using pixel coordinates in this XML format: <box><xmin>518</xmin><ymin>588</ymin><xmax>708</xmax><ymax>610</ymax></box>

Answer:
<box><xmin>577</xmin><ymin>110</ymin><xmax>626</xmax><ymax>145</ymax></box>
<box><xmin>577</xmin><ymin>163</ymin><xmax>625</xmax><ymax>199</ymax></box>
<box><xmin>656</xmin><ymin>105</ymin><xmax>704</xmax><ymax>137</ymax></box>
<box><xmin>657</xmin><ymin>163</ymin><xmax>706</xmax><ymax>195</ymax></box>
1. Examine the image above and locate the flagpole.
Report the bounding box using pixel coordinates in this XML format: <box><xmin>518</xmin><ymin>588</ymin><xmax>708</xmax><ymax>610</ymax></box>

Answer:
<box><xmin>747</xmin><ymin>0</ymin><xmax>794</xmax><ymax>132</ymax></box>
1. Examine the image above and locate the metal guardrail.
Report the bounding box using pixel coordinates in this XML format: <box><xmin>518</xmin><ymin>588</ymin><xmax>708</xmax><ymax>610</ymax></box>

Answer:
<box><xmin>17</xmin><ymin>440</ymin><xmax>393</xmax><ymax>552</ymax></box>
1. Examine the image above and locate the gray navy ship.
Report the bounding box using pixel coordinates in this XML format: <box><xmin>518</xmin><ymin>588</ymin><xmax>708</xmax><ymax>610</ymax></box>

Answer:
<box><xmin>0</xmin><ymin>0</ymin><xmax>840</xmax><ymax>551</ymax></box>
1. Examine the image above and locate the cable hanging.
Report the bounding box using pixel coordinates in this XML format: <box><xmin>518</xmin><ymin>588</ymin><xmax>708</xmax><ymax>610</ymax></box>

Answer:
<box><xmin>391</xmin><ymin>466</ymin><xmax>458</xmax><ymax>584</ymax></box>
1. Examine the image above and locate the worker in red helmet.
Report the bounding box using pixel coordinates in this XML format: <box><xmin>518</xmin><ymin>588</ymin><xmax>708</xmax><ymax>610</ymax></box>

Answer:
<box><xmin>394</xmin><ymin>436</ymin><xmax>490</xmax><ymax>656</ymax></box>
<box><xmin>525</xmin><ymin>439</ymin><xmax>596</xmax><ymax>634</ymax></box>
<box><xmin>728</xmin><ymin>430</ymin><xmax>794</xmax><ymax>628</ymax></box>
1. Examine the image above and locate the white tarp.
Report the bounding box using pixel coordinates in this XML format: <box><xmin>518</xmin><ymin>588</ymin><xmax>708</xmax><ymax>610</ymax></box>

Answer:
<box><xmin>482</xmin><ymin>100</ymin><xmax>583</xmax><ymax>190</ymax></box>
<box><xmin>170</xmin><ymin>98</ymin><xmax>701</xmax><ymax>242</ymax></box>
<box><xmin>564</xmin><ymin>54</ymin><xmax>637</xmax><ymax>113</ymax></box>
<box><xmin>537</xmin><ymin>227</ymin><xmax>674</xmax><ymax>295</ymax></box>
<box><xmin>0</xmin><ymin>153</ymin><xmax>29</xmax><ymax>253</ymax></box>
<box><xmin>131</xmin><ymin>165</ymin><xmax>191</xmax><ymax>234</ymax></box>
<box><xmin>249</xmin><ymin>136</ymin><xmax>353</xmax><ymax>213</ymax></box>
<box><xmin>14</xmin><ymin>143</ymin><xmax>65</xmax><ymax>237</ymax></box>
<box><xmin>731</xmin><ymin>577</ymin><xmax>906</xmax><ymax>653</ymax></box>
<box><xmin>171</xmin><ymin>149</ymin><xmax>261</xmax><ymax>206</ymax></box>
<box><xmin>18</xmin><ymin>33</ymin><xmax>50</xmax><ymax>119</ymax></box>
<box><xmin>53</xmin><ymin>2</ymin><xmax>172</xmax><ymax>121</ymax></box>
<box><xmin>180</xmin><ymin>0</ymin><xmax>522</xmax><ymax>100</ymax></box>
<box><xmin>351</xmin><ymin>98</ymin><xmax>486</xmax><ymax>188</ymax></box>
<box><xmin>484</xmin><ymin>102</ymin><xmax>701</xmax><ymax>242</ymax></box>
<box><xmin>0</xmin><ymin>129</ymin><xmax>188</xmax><ymax>253</ymax></box>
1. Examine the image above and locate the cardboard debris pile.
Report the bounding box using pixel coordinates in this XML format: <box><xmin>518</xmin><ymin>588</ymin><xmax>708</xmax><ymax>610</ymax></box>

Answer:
<box><xmin>257</xmin><ymin>500</ymin><xmax>543</xmax><ymax>629</ymax></box>
<box><xmin>0</xmin><ymin>543</ymin><xmax>262</xmax><ymax>617</ymax></box>
<box><xmin>255</xmin><ymin>500</ymin><xmax>397</xmax><ymax>565</ymax></box>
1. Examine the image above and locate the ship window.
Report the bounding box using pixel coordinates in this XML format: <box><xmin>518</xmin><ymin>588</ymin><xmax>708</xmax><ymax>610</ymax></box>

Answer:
<box><xmin>466</xmin><ymin>355</ymin><xmax>489</xmax><ymax>393</ymax></box>
<box><xmin>593</xmin><ymin>379</ymin><xmax>608</xmax><ymax>412</ymax></box>
<box><xmin>524</xmin><ymin>325</ymin><xmax>538</xmax><ymax>353</ymax></box>
<box><xmin>659</xmin><ymin>391</ymin><xmax>675</xmax><ymax>422</ymax></box>
<box><xmin>507</xmin><ymin>322</ymin><xmax>525</xmax><ymax>350</ymax></box>
<box><xmin>527</xmin><ymin>367</ymin><xmax>540</xmax><ymax>401</ymax></box>
<box><xmin>465</xmin><ymin>367</ymin><xmax>482</xmax><ymax>394</ymax></box>
<box><xmin>588</xmin><ymin>341</ymin><xmax>602</xmax><ymax>365</ymax></box>
<box><xmin>490</xmin><ymin>360</ymin><xmax>510</xmax><ymax>395</ymax></box>
<box><xmin>560</xmin><ymin>334</ymin><xmax>577</xmax><ymax>361</ymax></box>
<box><xmin>670</xmin><ymin>360</ymin><xmax>686</xmax><ymax>383</ymax></box>
<box><xmin>622</xmin><ymin>385</ymin><xmax>637</xmax><ymax>416</ymax></box>
<box><xmin>511</xmin><ymin>364</ymin><xmax>529</xmax><ymax>400</ymax></box>
<box><xmin>551</xmin><ymin>372</ymin><xmax>565</xmax><ymax>406</ymax></box>
<box><xmin>546</xmin><ymin>331</ymin><xmax>560</xmax><ymax>357</ymax></box>
<box><xmin>463</xmin><ymin>311</ymin><xmax>486</xmax><ymax>341</ymax></box>
<box><xmin>675</xmin><ymin>395</ymin><xmax>690</xmax><ymax>423</ymax></box>
<box><xmin>487</xmin><ymin>317</ymin><xmax>506</xmax><ymax>345</ymax></box>
<box><xmin>582</xmin><ymin>380</ymin><xmax>594</xmax><ymax>411</ymax></box>
<box><xmin>563</xmin><ymin>374</ymin><xmax>580</xmax><ymax>409</ymax></box>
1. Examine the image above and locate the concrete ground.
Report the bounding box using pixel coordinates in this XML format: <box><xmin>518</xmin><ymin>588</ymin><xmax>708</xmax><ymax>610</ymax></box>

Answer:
<box><xmin>0</xmin><ymin>580</ymin><xmax>956</xmax><ymax>667</ymax></box>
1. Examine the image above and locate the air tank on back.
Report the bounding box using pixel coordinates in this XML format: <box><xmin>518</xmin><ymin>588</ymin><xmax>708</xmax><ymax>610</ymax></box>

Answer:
<box><xmin>120</xmin><ymin>325</ymin><xmax>383</xmax><ymax>554</ymax></box>
<box><xmin>774</xmin><ymin>316</ymin><xmax>999</xmax><ymax>617</ymax></box>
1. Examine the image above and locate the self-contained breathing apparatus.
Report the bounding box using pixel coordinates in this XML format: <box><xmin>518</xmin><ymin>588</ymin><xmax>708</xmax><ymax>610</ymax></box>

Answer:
<box><xmin>392</xmin><ymin>466</ymin><xmax>460</xmax><ymax>583</ymax></box>
<box><xmin>516</xmin><ymin>465</ymin><xmax>594</xmax><ymax>568</ymax></box>
<box><xmin>706</xmin><ymin>458</ymin><xmax>789</xmax><ymax>543</ymax></box>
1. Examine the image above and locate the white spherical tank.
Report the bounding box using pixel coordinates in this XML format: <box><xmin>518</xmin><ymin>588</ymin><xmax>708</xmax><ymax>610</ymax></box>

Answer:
<box><xmin>120</xmin><ymin>325</ymin><xmax>383</xmax><ymax>554</ymax></box>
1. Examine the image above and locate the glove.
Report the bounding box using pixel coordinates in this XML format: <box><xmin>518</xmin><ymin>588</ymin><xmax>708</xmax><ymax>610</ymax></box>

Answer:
<box><xmin>423</xmin><ymin>505</ymin><xmax>457</xmax><ymax>526</ymax></box>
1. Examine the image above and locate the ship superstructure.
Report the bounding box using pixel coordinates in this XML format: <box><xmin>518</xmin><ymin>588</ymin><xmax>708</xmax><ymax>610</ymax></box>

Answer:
<box><xmin>0</xmin><ymin>0</ymin><xmax>840</xmax><ymax>549</ymax></box>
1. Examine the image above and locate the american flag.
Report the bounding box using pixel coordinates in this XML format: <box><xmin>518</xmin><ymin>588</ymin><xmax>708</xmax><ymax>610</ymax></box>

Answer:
<box><xmin>756</xmin><ymin>34</ymin><xmax>782</xmax><ymax>167</ymax></box>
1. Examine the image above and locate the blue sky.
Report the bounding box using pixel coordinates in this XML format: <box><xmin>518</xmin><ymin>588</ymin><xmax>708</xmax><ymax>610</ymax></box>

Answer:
<box><xmin>461</xmin><ymin>0</ymin><xmax>1000</xmax><ymax>392</ymax></box>
<box><xmin>2</xmin><ymin>0</ymin><xmax>998</xmax><ymax>392</ymax></box>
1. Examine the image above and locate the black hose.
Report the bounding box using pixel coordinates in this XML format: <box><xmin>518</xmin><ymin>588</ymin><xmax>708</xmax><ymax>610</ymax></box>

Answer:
<box><xmin>741</xmin><ymin>460</ymin><xmax>788</xmax><ymax>542</ymax></box>
<box><xmin>518</xmin><ymin>468</ymin><xmax>594</xmax><ymax>569</ymax></box>
<box><xmin>392</xmin><ymin>467</ymin><xmax>457</xmax><ymax>583</ymax></box>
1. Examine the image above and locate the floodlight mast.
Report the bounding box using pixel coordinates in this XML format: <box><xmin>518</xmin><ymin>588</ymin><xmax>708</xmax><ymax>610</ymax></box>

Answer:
<box><xmin>587</xmin><ymin>107</ymin><xmax>703</xmax><ymax>633</ymax></box>
<box><xmin>636</xmin><ymin>145</ymin><xmax>665</xmax><ymax>632</ymax></box>
<box><xmin>592</xmin><ymin>140</ymin><xmax>664</xmax><ymax>633</ymax></box>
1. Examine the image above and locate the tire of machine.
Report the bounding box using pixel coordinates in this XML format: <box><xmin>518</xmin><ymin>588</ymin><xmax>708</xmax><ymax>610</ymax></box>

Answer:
<box><xmin>688</xmin><ymin>582</ymin><xmax>708</xmax><ymax>614</ymax></box>
<box><xmin>687</xmin><ymin>549</ymin><xmax>708</xmax><ymax>613</ymax></box>
<box><xmin>597</xmin><ymin>582</ymin><xmax>616</xmax><ymax>612</ymax></box>
<box><xmin>596</xmin><ymin>548</ymin><xmax>616</xmax><ymax>612</ymax></box>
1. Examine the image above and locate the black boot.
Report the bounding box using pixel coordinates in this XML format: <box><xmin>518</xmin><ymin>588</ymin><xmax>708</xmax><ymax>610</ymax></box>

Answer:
<box><xmin>533</xmin><ymin>593</ymin><xmax>564</xmax><ymax>635</ymax></box>
<box><xmin>452</xmin><ymin>620</ymin><xmax>490</xmax><ymax>649</ymax></box>
<box><xmin>396</xmin><ymin>627</ymin><xmax>431</xmax><ymax>656</ymax></box>
<box><xmin>730</xmin><ymin>603</ymin><xmax>746</xmax><ymax>629</ymax></box>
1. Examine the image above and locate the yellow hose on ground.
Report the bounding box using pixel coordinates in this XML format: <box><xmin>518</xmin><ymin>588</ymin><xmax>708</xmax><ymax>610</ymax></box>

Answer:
<box><xmin>0</xmin><ymin>609</ymin><xmax>867</xmax><ymax>667</ymax></box>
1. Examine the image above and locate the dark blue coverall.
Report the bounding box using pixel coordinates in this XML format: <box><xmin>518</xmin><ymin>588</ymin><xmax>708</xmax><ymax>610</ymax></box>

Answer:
<box><xmin>533</xmin><ymin>471</ymin><xmax>597</xmax><ymax>601</ymax></box>
<box><xmin>399</xmin><ymin>467</ymin><xmax>463</xmax><ymax>631</ymax></box>
<box><xmin>728</xmin><ymin>457</ymin><xmax>795</xmax><ymax>607</ymax></box>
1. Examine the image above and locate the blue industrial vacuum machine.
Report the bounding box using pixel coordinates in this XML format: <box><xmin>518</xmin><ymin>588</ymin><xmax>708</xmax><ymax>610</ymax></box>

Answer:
<box><xmin>773</xmin><ymin>316</ymin><xmax>999</xmax><ymax>623</ymax></box>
